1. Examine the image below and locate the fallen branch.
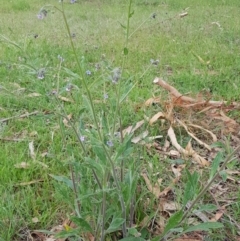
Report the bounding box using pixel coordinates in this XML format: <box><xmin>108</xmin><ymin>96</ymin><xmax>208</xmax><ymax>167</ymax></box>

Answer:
<box><xmin>153</xmin><ymin>78</ymin><xmax>239</xmax><ymax>108</ymax></box>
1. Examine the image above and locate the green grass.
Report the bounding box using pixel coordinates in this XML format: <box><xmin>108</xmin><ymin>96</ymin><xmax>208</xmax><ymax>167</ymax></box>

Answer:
<box><xmin>1</xmin><ymin>0</ymin><xmax>240</xmax><ymax>240</ymax></box>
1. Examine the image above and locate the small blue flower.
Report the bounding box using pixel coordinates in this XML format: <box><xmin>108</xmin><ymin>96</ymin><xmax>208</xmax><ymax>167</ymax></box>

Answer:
<box><xmin>80</xmin><ymin>136</ymin><xmax>85</xmax><ymax>142</ymax></box>
<box><xmin>114</xmin><ymin>132</ymin><xmax>120</xmax><ymax>138</ymax></box>
<box><xmin>58</xmin><ymin>55</ymin><xmax>64</xmax><ymax>63</ymax></box>
<box><xmin>86</xmin><ymin>70</ymin><xmax>92</xmax><ymax>76</ymax></box>
<box><xmin>70</xmin><ymin>0</ymin><xmax>76</xmax><ymax>3</ymax></box>
<box><xmin>104</xmin><ymin>93</ymin><xmax>108</xmax><ymax>99</ymax></box>
<box><xmin>37</xmin><ymin>68</ymin><xmax>45</xmax><ymax>79</ymax></box>
<box><xmin>150</xmin><ymin>59</ymin><xmax>160</xmax><ymax>65</ymax></box>
<box><xmin>37</xmin><ymin>9</ymin><xmax>47</xmax><ymax>20</ymax></box>
<box><xmin>106</xmin><ymin>140</ymin><xmax>113</xmax><ymax>147</ymax></box>
<box><xmin>51</xmin><ymin>89</ymin><xmax>58</xmax><ymax>95</ymax></box>
<box><xmin>111</xmin><ymin>68</ymin><xmax>121</xmax><ymax>84</ymax></box>
<box><xmin>37</xmin><ymin>13</ymin><xmax>44</xmax><ymax>20</ymax></box>
<box><xmin>65</xmin><ymin>84</ymin><xmax>73</xmax><ymax>92</ymax></box>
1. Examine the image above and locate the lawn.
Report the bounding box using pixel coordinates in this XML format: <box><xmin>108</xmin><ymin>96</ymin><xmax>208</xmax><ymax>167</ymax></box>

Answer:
<box><xmin>1</xmin><ymin>0</ymin><xmax>240</xmax><ymax>240</ymax></box>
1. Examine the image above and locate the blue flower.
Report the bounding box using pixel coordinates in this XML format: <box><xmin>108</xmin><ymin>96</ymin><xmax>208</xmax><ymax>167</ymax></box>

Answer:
<box><xmin>80</xmin><ymin>136</ymin><xmax>85</xmax><ymax>142</ymax></box>
<box><xmin>37</xmin><ymin>13</ymin><xmax>44</xmax><ymax>20</ymax></box>
<box><xmin>37</xmin><ymin>68</ymin><xmax>45</xmax><ymax>79</ymax></box>
<box><xmin>111</xmin><ymin>68</ymin><xmax>121</xmax><ymax>84</ymax></box>
<box><xmin>70</xmin><ymin>0</ymin><xmax>76</xmax><ymax>3</ymax></box>
<box><xmin>37</xmin><ymin>9</ymin><xmax>47</xmax><ymax>20</ymax></box>
<box><xmin>106</xmin><ymin>140</ymin><xmax>113</xmax><ymax>147</ymax></box>
<box><xmin>58</xmin><ymin>55</ymin><xmax>64</xmax><ymax>63</ymax></box>
<box><xmin>150</xmin><ymin>59</ymin><xmax>160</xmax><ymax>65</ymax></box>
<box><xmin>104</xmin><ymin>93</ymin><xmax>108</xmax><ymax>99</ymax></box>
<box><xmin>86</xmin><ymin>70</ymin><xmax>92</xmax><ymax>76</ymax></box>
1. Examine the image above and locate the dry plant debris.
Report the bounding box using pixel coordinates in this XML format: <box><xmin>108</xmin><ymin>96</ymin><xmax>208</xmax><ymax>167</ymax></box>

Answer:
<box><xmin>137</xmin><ymin>78</ymin><xmax>240</xmax><ymax>239</ymax></box>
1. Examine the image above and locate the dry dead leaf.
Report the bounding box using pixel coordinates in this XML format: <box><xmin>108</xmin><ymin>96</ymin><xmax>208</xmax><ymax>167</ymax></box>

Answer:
<box><xmin>177</xmin><ymin>119</ymin><xmax>212</xmax><ymax>151</ymax></box>
<box><xmin>168</xmin><ymin>126</ymin><xmax>187</xmax><ymax>154</ymax></box>
<box><xmin>168</xmin><ymin>149</ymin><xmax>180</xmax><ymax>158</ymax></box>
<box><xmin>29</xmin><ymin>141</ymin><xmax>36</xmax><ymax>160</ymax></box>
<box><xmin>210</xmin><ymin>183</ymin><xmax>229</xmax><ymax>197</ymax></box>
<box><xmin>122</xmin><ymin>120</ymin><xmax>145</xmax><ymax>136</ymax></box>
<box><xmin>131</xmin><ymin>130</ymin><xmax>149</xmax><ymax>144</ymax></box>
<box><xmin>32</xmin><ymin>217</ymin><xmax>39</xmax><ymax>223</ymax></box>
<box><xmin>14</xmin><ymin>162</ymin><xmax>30</xmax><ymax>169</ymax></box>
<box><xmin>159</xmin><ymin>199</ymin><xmax>180</xmax><ymax>211</ymax></box>
<box><xmin>58</xmin><ymin>95</ymin><xmax>74</xmax><ymax>103</ymax></box>
<box><xmin>188</xmin><ymin>123</ymin><xmax>217</xmax><ymax>142</ymax></box>
<box><xmin>0</xmin><ymin>137</ymin><xmax>25</xmax><ymax>142</ymax></box>
<box><xmin>144</xmin><ymin>97</ymin><xmax>160</xmax><ymax>107</ymax></box>
<box><xmin>141</xmin><ymin>173</ymin><xmax>161</xmax><ymax>198</ymax></box>
<box><xmin>179</xmin><ymin>12</ymin><xmax>188</xmax><ymax>18</ymax></box>
<box><xmin>15</xmin><ymin>179</ymin><xmax>44</xmax><ymax>186</ymax></box>
<box><xmin>63</xmin><ymin>114</ymin><xmax>72</xmax><ymax>128</ymax></box>
<box><xmin>27</xmin><ymin>93</ymin><xmax>42</xmax><ymax>97</ymax></box>
<box><xmin>158</xmin><ymin>186</ymin><xmax>173</xmax><ymax>197</ymax></box>
<box><xmin>186</xmin><ymin>141</ymin><xmax>210</xmax><ymax>166</ymax></box>
<box><xmin>210</xmin><ymin>208</ymin><xmax>225</xmax><ymax>222</ymax></box>
<box><xmin>149</xmin><ymin>112</ymin><xmax>166</xmax><ymax>125</ymax></box>
<box><xmin>171</xmin><ymin>164</ymin><xmax>185</xmax><ymax>178</ymax></box>
<box><xmin>163</xmin><ymin>140</ymin><xmax>170</xmax><ymax>152</ymax></box>
<box><xmin>29</xmin><ymin>131</ymin><xmax>38</xmax><ymax>137</ymax></box>
<box><xmin>0</xmin><ymin>111</ymin><xmax>39</xmax><ymax>123</ymax></box>
<box><xmin>168</xmin><ymin>127</ymin><xmax>209</xmax><ymax>166</ymax></box>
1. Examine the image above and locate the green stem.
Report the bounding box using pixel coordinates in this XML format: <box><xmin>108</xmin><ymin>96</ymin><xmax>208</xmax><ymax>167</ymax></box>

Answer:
<box><xmin>60</xmin><ymin>3</ymin><xmax>129</xmax><ymax>237</ymax></box>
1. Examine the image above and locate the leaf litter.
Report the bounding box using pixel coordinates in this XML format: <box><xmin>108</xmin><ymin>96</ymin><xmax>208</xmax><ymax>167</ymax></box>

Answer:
<box><xmin>134</xmin><ymin>78</ymin><xmax>240</xmax><ymax>239</ymax></box>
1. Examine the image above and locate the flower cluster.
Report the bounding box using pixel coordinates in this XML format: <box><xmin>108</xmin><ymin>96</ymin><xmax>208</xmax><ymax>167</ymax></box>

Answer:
<box><xmin>111</xmin><ymin>68</ymin><xmax>121</xmax><ymax>84</ymax></box>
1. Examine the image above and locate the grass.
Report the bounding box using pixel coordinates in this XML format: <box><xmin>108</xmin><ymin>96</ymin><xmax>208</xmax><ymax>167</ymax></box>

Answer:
<box><xmin>1</xmin><ymin>0</ymin><xmax>240</xmax><ymax>240</ymax></box>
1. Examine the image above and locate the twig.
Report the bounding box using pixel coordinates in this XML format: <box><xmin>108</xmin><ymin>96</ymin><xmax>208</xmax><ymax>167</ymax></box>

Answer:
<box><xmin>0</xmin><ymin>137</ymin><xmax>25</xmax><ymax>142</ymax></box>
<box><xmin>0</xmin><ymin>111</ymin><xmax>39</xmax><ymax>123</ymax></box>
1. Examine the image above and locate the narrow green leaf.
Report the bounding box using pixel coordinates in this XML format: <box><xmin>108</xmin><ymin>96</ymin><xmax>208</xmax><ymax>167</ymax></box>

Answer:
<box><xmin>129</xmin><ymin>10</ymin><xmax>134</xmax><ymax>18</ymax></box>
<box><xmin>183</xmin><ymin>170</ymin><xmax>199</xmax><ymax>206</ymax></box>
<box><xmin>163</xmin><ymin>210</ymin><xmax>183</xmax><ymax>235</ymax></box>
<box><xmin>105</xmin><ymin>218</ymin><xmax>125</xmax><ymax>234</ymax></box>
<box><xmin>70</xmin><ymin>216</ymin><xmax>93</xmax><ymax>232</ymax></box>
<box><xmin>49</xmin><ymin>174</ymin><xmax>73</xmax><ymax>189</ymax></box>
<box><xmin>184</xmin><ymin>222</ymin><xmax>224</xmax><ymax>233</ymax></box>
<box><xmin>120</xmin><ymin>81</ymin><xmax>136</xmax><ymax>103</ymax></box>
<box><xmin>82</xmin><ymin>95</ymin><xmax>93</xmax><ymax>118</ymax></box>
<box><xmin>119</xmin><ymin>22</ymin><xmax>126</xmax><ymax>29</ymax></box>
<box><xmin>209</xmin><ymin>152</ymin><xmax>223</xmax><ymax>180</ymax></box>
<box><xmin>63</xmin><ymin>67</ymin><xmax>80</xmax><ymax>79</ymax></box>
<box><xmin>85</xmin><ymin>157</ymin><xmax>105</xmax><ymax>175</ymax></box>
<box><xmin>124</xmin><ymin>47</ymin><xmax>128</xmax><ymax>55</ymax></box>
<box><xmin>92</xmin><ymin>145</ymin><xmax>107</xmax><ymax>164</ymax></box>
<box><xmin>196</xmin><ymin>204</ymin><xmax>218</xmax><ymax>212</ymax></box>
<box><xmin>128</xmin><ymin>227</ymin><xmax>141</xmax><ymax>237</ymax></box>
<box><xmin>219</xmin><ymin>170</ymin><xmax>227</xmax><ymax>182</ymax></box>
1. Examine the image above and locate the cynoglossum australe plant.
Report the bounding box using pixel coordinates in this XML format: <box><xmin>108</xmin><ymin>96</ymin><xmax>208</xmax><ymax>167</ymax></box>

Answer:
<box><xmin>34</xmin><ymin>1</ymin><xmax>143</xmax><ymax>240</ymax></box>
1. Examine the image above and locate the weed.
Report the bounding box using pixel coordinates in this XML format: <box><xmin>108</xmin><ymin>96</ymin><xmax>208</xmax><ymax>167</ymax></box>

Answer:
<box><xmin>1</xmin><ymin>1</ymin><xmax>240</xmax><ymax>241</ymax></box>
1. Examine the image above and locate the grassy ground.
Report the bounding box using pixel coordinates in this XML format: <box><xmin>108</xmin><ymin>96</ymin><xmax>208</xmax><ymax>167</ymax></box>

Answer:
<box><xmin>1</xmin><ymin>0</ymin><xmax>240</xmax><ymax>240</ymax></box>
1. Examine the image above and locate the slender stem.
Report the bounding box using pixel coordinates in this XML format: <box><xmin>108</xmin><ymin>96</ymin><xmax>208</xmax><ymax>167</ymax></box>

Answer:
<box><xmin>180</xmin><ymin>145</ymin><xmax>240</xmax><ymax>224</ymax></box>
<box><xmin>61</xmin><ymin>2</ymin><xmax>128</xmax><ymax>237</ymax></box>
<box><xmin>69</xmin><ymin>163</ymin><xmax>81</xmax><ymax>214</ymax></box>
<box><xmin>100</xmin><ymin>184</ymin><xmax>107</xmax><ymax>241</ymax></box>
